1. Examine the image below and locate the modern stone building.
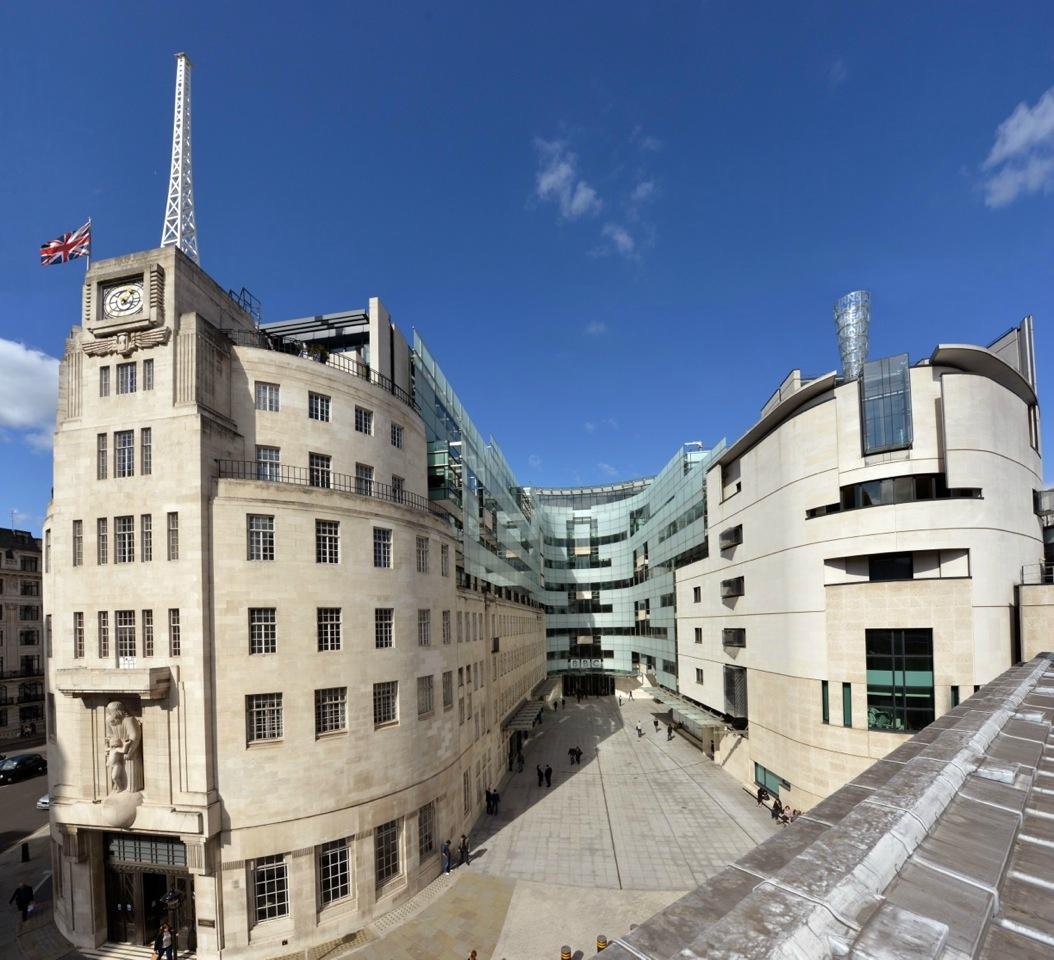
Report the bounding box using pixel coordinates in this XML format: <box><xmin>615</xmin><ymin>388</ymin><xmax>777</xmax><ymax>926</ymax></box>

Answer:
<box><xmin>44</xmin><ymin>246</ymin><xmax>545</xmax><ymax>957</ymax></box>
<box><xmin>0</xmin><ymin>527</ymin><xmax>44</xmax><ymax>741</ymax></box>
<box><xmin>677</xmin><ymin>317</ymin><xmax>1046</xmax><ymax>809</ymax></box>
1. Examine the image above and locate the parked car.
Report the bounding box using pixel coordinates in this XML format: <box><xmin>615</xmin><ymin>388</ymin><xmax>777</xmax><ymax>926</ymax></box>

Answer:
<box><xmin>0</xmin><ymin>753</ymin><xmax>47</xmax><ymax>784</ymax></box>
<box><xmin>36</xmin><ymin>793</ymin><xmax>50</xmax><ymax>810</ymax></box>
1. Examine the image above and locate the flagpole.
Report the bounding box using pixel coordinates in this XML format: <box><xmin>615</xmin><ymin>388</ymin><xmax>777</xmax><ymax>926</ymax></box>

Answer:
<box><xmin>85</xmin><ymin>217</ymin><xmax>91</xmax><ymax>272</ymax></box>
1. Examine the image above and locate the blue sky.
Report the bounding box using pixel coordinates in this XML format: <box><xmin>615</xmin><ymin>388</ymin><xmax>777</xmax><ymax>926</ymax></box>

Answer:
<box><xmin>2</xmin><ymin>2</ymin><xmax>1054</xmax><ymax>530</ymax></box>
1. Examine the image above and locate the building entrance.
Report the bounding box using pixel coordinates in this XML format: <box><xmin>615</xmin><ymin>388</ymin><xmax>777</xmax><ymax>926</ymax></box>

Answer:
<box><xmin>562</xmin><ymin>673</ymin><xmax>615</xmax><ymax>697</ymax></box>
<box><xmin>104</xmin><ymin>833</ymin><xmax>195</xmax><ymax>952</ymax></box>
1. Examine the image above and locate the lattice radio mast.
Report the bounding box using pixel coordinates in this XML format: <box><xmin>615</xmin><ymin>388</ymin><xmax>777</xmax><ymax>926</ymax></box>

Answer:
<box><xmin>160</xmin><ymin>52</ymin><xmax>199</xmax><ymax>264</ymax></box>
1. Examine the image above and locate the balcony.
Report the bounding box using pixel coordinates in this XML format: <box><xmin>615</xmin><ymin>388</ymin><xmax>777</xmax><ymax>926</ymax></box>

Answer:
<box><xmin>720</xmin><ymin>577</ymin><xmax>745</xmax><ymax>599</ymax></box>
<box><xmin>722</xmin><ymin>628</ymin><xmax>747</xmax><ymax>648</ymax></box>
<box><xmin>0</xmin><ymin>666</ymin><xmax>44</xmax><ymax>680</ymax></box>
<box><xmin>216</xmin><ymin>460</ymin><xmax>448</xmax><ymax>520</ymax></box>
<box><xmin>1021</xmin><ymin>562</ymin><xmax>1054</xmax><ymax>585</ymax></box>
<box><xmin>719</xmin><ymin>525</ymin><xmax>743</xmax><ymax>551</ymax></box>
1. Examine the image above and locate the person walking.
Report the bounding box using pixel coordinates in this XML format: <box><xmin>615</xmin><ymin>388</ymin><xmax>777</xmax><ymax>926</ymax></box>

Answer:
<box><xmin>154</xmin><ymin>921</ymin><xmax>174</xmax><ymax>960</ymax></box>
<box><xmin>561</xmin><ymin>698</ymin><xmax>566</xmax><ymax>708</ymax></box>
<box><xmin>484</xmin><ymin>788</ymin><xmax>493</xmax><ymax>814</ymax></box>
<box><xmin>441</xmin><ymin>839</ymin><xmax>452</xmax><ymax>873</ymax></box>
<box><xmin>574</xmin><ymin>746</ymin><xmax>583</xmax><ymax>764</ymax></box>
<box><xmin>458</xmin><ymin>834</ymin><xmax>470</xmax><ymax>866</ymax></box>
<box><xmin>537</xmin><ymin>764</ymin><xmax>544</xmax><ymax>787</ymax></box>
<box><xmin>653</xmin><ymin>718</ymin><xmax>660</xmax><ymax>733</ymax></box>
<box><xmin>636</xmin><ymin>722</ymin><xmax>643</xmax><ymax>737</ymax></box>
<box><xmin>516</xmin><ymin>752</ymin><xmax>524</xmax><ymax>773</ymax></box>
<box><xmin>492</xmin><ymin>789</ymin><xmax>500</xmax><ymax>814</ymax></box>
<box><xmin>9</xmin><ymin>881</ymin><xmax>34</xmax><ymax>922</ymax></box>
<box><xmin>544</xmin><ymin>764</ymin><xmax>552</xmax><ymax>787</ymax></box>
<box><xmin>568</xmin><ymin>747</ymin><xmax>576</xmax><ymax>765</ymax></box>
<box><xmin>666</xmin><ymin>724</ymin><xmax>674</xmax><ymax>741</ymax></box>
<box><xmin>618</xmin><ymin>695</ymin><xmax>623</xmax><ymax>706</ymax></box>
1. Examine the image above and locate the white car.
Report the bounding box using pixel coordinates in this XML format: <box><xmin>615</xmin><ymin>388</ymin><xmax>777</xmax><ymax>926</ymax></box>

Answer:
<box><xmin>36</xmin><ymin>794</ymin><xmax>50</xmax><ymax>810</ymax></box>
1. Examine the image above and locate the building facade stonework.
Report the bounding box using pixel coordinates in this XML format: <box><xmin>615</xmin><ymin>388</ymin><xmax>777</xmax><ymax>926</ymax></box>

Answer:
<box><xmin>0</xmin><ymin>528</ymin><xmax>43</xmax><ymax>741</ymax></box>
<box><xmin>45</xmin><ymin>247</ymin><xmax>545</xmax><ymax>958</ymax></box>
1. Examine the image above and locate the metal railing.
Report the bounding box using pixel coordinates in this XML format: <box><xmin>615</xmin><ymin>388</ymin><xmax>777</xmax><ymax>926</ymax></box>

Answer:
<box><xmin>222</xmin><ymin>329</ymin><xmax>417</xmax><ymax>409</ymax></box>
<box><xmin>0</xmin><ymin>667</ymin><xmax>44</xmax><ymax>680</ymax></box>
<box><xmin>216</xmin><ymin>460</ymin><xmax>448</xmax><ymax>520</ymax></box>
<box><xmin>1021</xmin><ymin>562</ymin><xmax>1054</xmax><ymax>585</ymax></box>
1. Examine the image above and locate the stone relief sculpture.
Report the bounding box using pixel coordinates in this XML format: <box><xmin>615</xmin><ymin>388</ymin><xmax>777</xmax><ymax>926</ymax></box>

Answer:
<box><xmin>105</xmin><ymin>701</ymin><xmax>143</xmax><ymax>794</ymax></box>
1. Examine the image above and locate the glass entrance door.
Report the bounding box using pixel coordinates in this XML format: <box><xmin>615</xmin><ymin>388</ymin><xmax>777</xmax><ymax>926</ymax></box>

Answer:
<box><xmin>106</xmin><ymin>869</ymin><xmax>138</xmax><ymax>943</ymax></box>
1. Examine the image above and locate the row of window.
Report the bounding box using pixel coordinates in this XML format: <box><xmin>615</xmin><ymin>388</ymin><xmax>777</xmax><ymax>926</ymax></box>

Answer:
<box><xmin>251</xmin><ymin>803</ymin><xmax>434</xmax><ymax>923</ymax></box>
<box><xmin>246</xmin><ymin>606</ymin><xmax>454</xmax><ymax>653</ymax></box>
<box><xmin>99</xmin><ymin>359</ymin><xmax>154</xmax><ymax>397</ymax></box>
<box><xmin>254</xmin><ymin>382</ymin><xmax>404</xmax><ymax>449</ymax></box>
<box><xmin>72</xmin><ymin>608</ymin><xmax>181</xmax><ymax>659</ymax></box>
<box><xmin>245</xmin><ymin>515</ymin><xmax>448</xmax><ymax>574</ymax></box>
<box><xmin>68</xmin><ymin>513</ymin><xmax>179</xmax><ymax>567</ymax></box>
<box><xmin>96</xmin><ymin>428</ymin><xmax>152</xmax><ymax>479</ymax></box>
<box><xmin>0</xmin><ymin>580</ymin><xmax>41</xmax><ymax>596</ymax></box>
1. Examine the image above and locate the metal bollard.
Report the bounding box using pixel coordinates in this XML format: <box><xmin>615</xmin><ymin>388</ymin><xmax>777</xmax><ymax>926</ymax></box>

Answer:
<box><xmin>21</xmin><ymin>842</ymin><xmax>30</xmax><ymax>863</ymax></box>
<box><xmin>561</xmin><ymin>947</ymin><xmax>572</xmax><ymax>960</ymax></box>
<box><xmin>597</xmin><ymin>934</ymin><xmax>608</xmax><ymax>951</ymax></box>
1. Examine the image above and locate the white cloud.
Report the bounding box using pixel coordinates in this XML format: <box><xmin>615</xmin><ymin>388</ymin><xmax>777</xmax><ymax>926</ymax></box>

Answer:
<box><xmin>0</xmin><ymin>338</ymin><xmax>58</xmax><ymax>452</ymax></box>
<box><xmin>597</xmin><ymin>462</ymin><xmax>619</xmax><ymax>477</ymax></box>
<box><xmin>584</xmin><ymin>320</ymin><xmax>607</xmax><ymax>336</ymax></box>
<box><xmin>527</xmin><ymin>454</ymin><xmax>543</xmax><ymax>470</ymax></box>
<box><xmin>630</xmin><ymin>181</ymin><xmax>655</xmax><ymax>204</ymax></box>
<box><xmin>534</xmin><ymin>139</ymin><xmax>603</xmax><ymax>221</ymax></box>
<box><xmin>828</xmin><ymin>57</ymin><xmax>847</xmax><ymax>87</ymax></box>
<box><xmin>632</xmin><ymin>126</ymin><xmax>663</xmax><ymax>152</ymax></box>
<box><xmin>584</xmin><ymin>421</ymin><xmax>596</xmax><ymax>433</ymax></box>
<box><xmin>981</xmin><ymin>86</ymin><xmax>1054</xmax><ymax>208</ymax></box>
<box><xmin>600</xmin><ymin>223</ymin><xmax>636</xmax><ymax>257</ymax></box>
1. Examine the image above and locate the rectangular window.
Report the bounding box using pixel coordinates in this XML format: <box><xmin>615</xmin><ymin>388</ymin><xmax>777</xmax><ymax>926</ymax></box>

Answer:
<box><xmin>308</xmin><ymin>391</ymin><xmax>331</xmax><ymax>422</ymax></box>
<box><xmin>355</xmin><ymin>406</ymin><xmax>373</xmax><ymax>435</ymax></box>
<box><xmin>375</xmin><ymin>608</ymin><xmax>393</xmax><ymax>649</ymax></box>
<box><xmin>373</xmin><ymin>680</ymin><xmax>398</xmax><ymax>726</ymax></box>
<box><xmin>821</xmin><ymin>680</ymin><xmax>830</xmax><ymax>724</ymax></box>
<box><xmin>255</xmin><ymin>445</ymin><xmax>280</xmax><ymax>481</ymax></box>
<box><xmin>309</xmin><ymin>452</ymin><xmax>332</xmax><ymax>489</ymax></box>
<box><xmin>754</xmin><ymin>762</ymin><xmax>789</xmax><ymax>798</ymax></box>
<box><xmin>97</xmin><ymin>611</ymin><xmax>110</xmax><ymax>658</ymax></box>
<box><xmin>167</xmin><ymin>512</ymin><xmax>179</xmax><ymax>560</ymax></box>
<box><xmin>97</xmin><ymin>434</ymin><xmax>108</xmax><ymax>479</ymax></box>
<box><xmin>441</xmin><ymin>543</ymin><xmax>449</xmax><ymax>577</ymax></box>
<box><xmin>842</xmin><ymin>682</ymin><xmax>852</xmax><ymax>727</ymax></box>
<box><xmin>355</xmin><ymin>462</ymin><xmax>374</xmax><ymax>497</ymax></box>
<box><xmin>315</xmin><ymin>519</ymin><xmax>339</xmax><ymax>564</ymax></box>
<box><xmin>375</xmin><ymin>819</ymin><xmax>400</xmax><ymax>889</ymax></box>
<box><xmin>140</xmin><ymin>514</ymin><xmax>152</xmax><ymax>561</ymax></box>
<box><xmin>950</xmin><ymin>685</ymin><xmax>960</xmax><ymax>708</ymax></box>
<box><xmin>45</xmin><ymin>614</ymin><xmax>52</xmax><ymax>657</ymax></box>
<box><xmin>373</xmin><ymin>528</ymin><xmax>392</xmax><ymax>568</ymax></box>
<box><xmin>315</xmin><ymin>686</ymin><xmax>347</xmax><ymax>735</ymax></box>
<box><xmin>247</xmin><ymin>514</ymin><xmax>275</xmax><ymax>560</ymax></box>
<box><xmin>442</xmin><ymin>610</ymin><xmax>451</xmax><ymax>645</ymax></box>
<box><xmin>72</xmin><ymin>520</ymin><xmax>83</xmax><ymax>567</ymax></box>
<box><xmin>463</xmin><ymin>770</ymin><xmax>470</xmax><ymax>813</ymax></box>
<box><xmin>693</xmin><ymin>585</ymin><xmax>701</xmax><ymax>602</ymax></box>
<box><xmin>115</xmin><ymin>515</ymin><xmax>134</xmax><ymax>563</ymax></box>
<box><xmin>247</xmin><ymin>692</ymin><xmax>283</xmax><ymax>743</ymax></box>
<box><xmin>252</xmin><ymin>854</ymin><xmax>288</xmax><ymax>922</ymax></box>
<box><xmin>116</xmin><ymin>610</ymin><xmax>136</xmax><ymax>659</ymax></box>
<box><xmin>168</xmin><ymin>609</ymin><xmax>181</xmax><ymax>656</ymax></box>
<box><xmin>457</xmin><ymin>612</ymin><xmax>463</xmax><ymax>643</ymax></box>
<box><xmin>142</xmin><ymin>358</ymin><xmax>154</xmax><ymax>391</ymax></box>
<box><xmin>114</xmin><ymin>430</ymin><xmax>134</xmax><ymax>478</ymax></box>
<box><xmin>416</xmin><ymin>536</ymin><xmax>429</xmax><ymax>574</ymax></box>
<box><xmin>694</xmin><ymin>627</ymin><xmax>702</xmax><ymax>644</ymax></box>
<box><xmin>317</xmin><ymin>608</ymin><xmax>341</xmax><ymax>651</ymax></box>
<box><xmin>390</xmin><ymin>423</ymin><xmax>403</xmax><ymax>448</ymax></box>
<box><xmin>97</xmin><ymin>518</ymin><xmax>108</xmax><ymax>564</ymax></box>
<box><xmin>254</xmin><ymin>382</ymin><xmax>280</xmax><ymax>412</ymax></box>
<box><xmin>116</xmin><ymin>362</ymin><xmax>136</xmax><ymax>394</ymax></box>
<box><xmin>860</xmin><ymin>353</ymin><xmax>913</xmax><ymax>455</ymax></box>
<box><xmin>140</xmin><ymin>427</ymin><xmax>152</xmax><ymax>475</ymax></box>
<box><xmin>868</xmin><ymin>552</ymin><xmax>914</xmax><ymax>582</ymax></box>
<box><xmin>417</xmin><ymin>802</ymin><xmax>435</xmax><ymax>859</ymax></box>
<box><xmin>392</xmin><ymin>475</ymin><xmax>404</xmax><ymax>503</ymax></box>
<box><xmin>45</xmin><ymin>530</ymin><xmax>50</xmax><ymax>573</ymax></box>
<box><xmin>73</xmin><ymin>612</ymin><xmax>84</xmax><ymax>658</ymax></box>
<box><xmin>417</xmin><ymin>675</ymin><xmax>434</xmax><ymax>717</ymax></box>
<box><xmin>142</xmin><ymin>610</ymin><xmax>154</xmax><ymax>656</ymax></box>
<box><xmin>695</xmin><ymin>667</ymin><xmax>704</xmax><ymax>684</ymax></box>
<box><xmin>99</xmin><ymin>366</ymin><xmax>110</xmax><ymax>397</ymax></box>
<box><xmin>318</xmin><ymin>839</ymin><xmax>351</xmax><ymax>907</ymax></box>
<box><xmin>249</xmin><ymin>608</ymin><xmax>277</xmax><ymax>655</ymax></box>
<box><xmin>442</xmin><ymin>671</ymin><xmax>453</xmax><ymax>709</ymax></box>
<box><xmin>866</xmin><ymin>628</ymin><xmax>934</xmax><ymax>733</ymax></box>
<box><xmin>417</xmin><ymin>609</ymin><xmax>431</xmax><ymax>647</ymax></box>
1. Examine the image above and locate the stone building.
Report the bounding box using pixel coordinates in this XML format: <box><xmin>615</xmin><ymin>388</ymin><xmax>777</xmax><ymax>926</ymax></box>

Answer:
<box><xmin>44</xmin><ymin>246</ymin><xmax>545</xmax><ymax>957</ymax></box>
<box><xmin>0</xmin><ymin>527</ymin><xmax>44</xmax><ymax>741</ymax></box>
<box><xmin>677</xmin><ymin>318</ymin><xmax>1046</xmax><ymax>809</ymax></box>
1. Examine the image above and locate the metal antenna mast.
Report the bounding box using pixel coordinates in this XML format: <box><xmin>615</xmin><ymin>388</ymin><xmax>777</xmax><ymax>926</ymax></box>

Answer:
<box><xmin>160</xmin><ymin>52</ymin><xmax>199</xmax><ymax>263</ymax></box>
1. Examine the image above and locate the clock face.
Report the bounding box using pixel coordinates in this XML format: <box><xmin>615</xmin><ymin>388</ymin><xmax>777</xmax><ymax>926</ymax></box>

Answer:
<box><xmin>103</xmin><ymin>281</ymin><xmax>144</xmax><ymax>319</ymax></box>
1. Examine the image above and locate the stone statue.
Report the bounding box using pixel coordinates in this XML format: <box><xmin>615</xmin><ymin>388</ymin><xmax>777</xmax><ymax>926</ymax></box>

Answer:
<box><xmin>105</xmin><ymin>701</ymin><xmax>143</xmax><ymax>794</ymax></box>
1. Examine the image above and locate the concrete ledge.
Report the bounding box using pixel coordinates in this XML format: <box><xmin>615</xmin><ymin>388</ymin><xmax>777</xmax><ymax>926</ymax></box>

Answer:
<box><xmin>54</xmin><ymin>665</ymin><xmax>172</xmax><ymax>700</ymax></box>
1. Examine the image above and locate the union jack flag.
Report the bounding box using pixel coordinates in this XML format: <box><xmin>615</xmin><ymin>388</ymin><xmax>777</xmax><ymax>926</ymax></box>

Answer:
<box><xmin>40</xmin><ymin>220</ymin><xmax>91</xmax><ymax>265</ymax></box>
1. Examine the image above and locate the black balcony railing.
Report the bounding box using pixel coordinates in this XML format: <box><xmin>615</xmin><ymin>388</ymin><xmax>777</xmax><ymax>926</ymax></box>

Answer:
<box><xmin>216</xmin><ymin>460</ymin><xmax>449</xmax><ymax>520</ymax></box>
<box><xmin>1022</xmin><ymin>562</ymin><xmax>1054</xmax><ymax>585</ymax></box>
<box><xmin>0</xmin><ymin>667</ymin><xmax>44</xmax><ymax>680</ymax></box>
<box><xmin>16</xmin><ymin>693</ymin><xmax>44</xmax><ymax>704</ymax></box>
<box><xmin>222</xmin><ymin>329</ymin><xmax>417</xmax><ymax>409</ymax></box>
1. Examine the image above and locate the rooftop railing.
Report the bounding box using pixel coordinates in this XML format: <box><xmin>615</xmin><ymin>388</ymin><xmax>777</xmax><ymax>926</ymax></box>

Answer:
<box><xmin>1021</xmin><ymin>562</ymin><xmax>1054</xmax><ymax>585</ymax></box>
<box><xmin>222</xmin><ymin>329</ymin><xmax>417</xmax><ymax>410</ymax></box>
<box><xmin>216</xmin><ymin>460</ymin><xmax>449</xmax><ymax>521</ymax></box>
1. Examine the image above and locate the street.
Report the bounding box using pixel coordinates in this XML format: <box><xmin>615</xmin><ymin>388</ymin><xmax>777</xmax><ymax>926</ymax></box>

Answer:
<box><xmin>0</xmin><ymin>745</ymin><xmax>49</xmax><ymax>855</ymax></box>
